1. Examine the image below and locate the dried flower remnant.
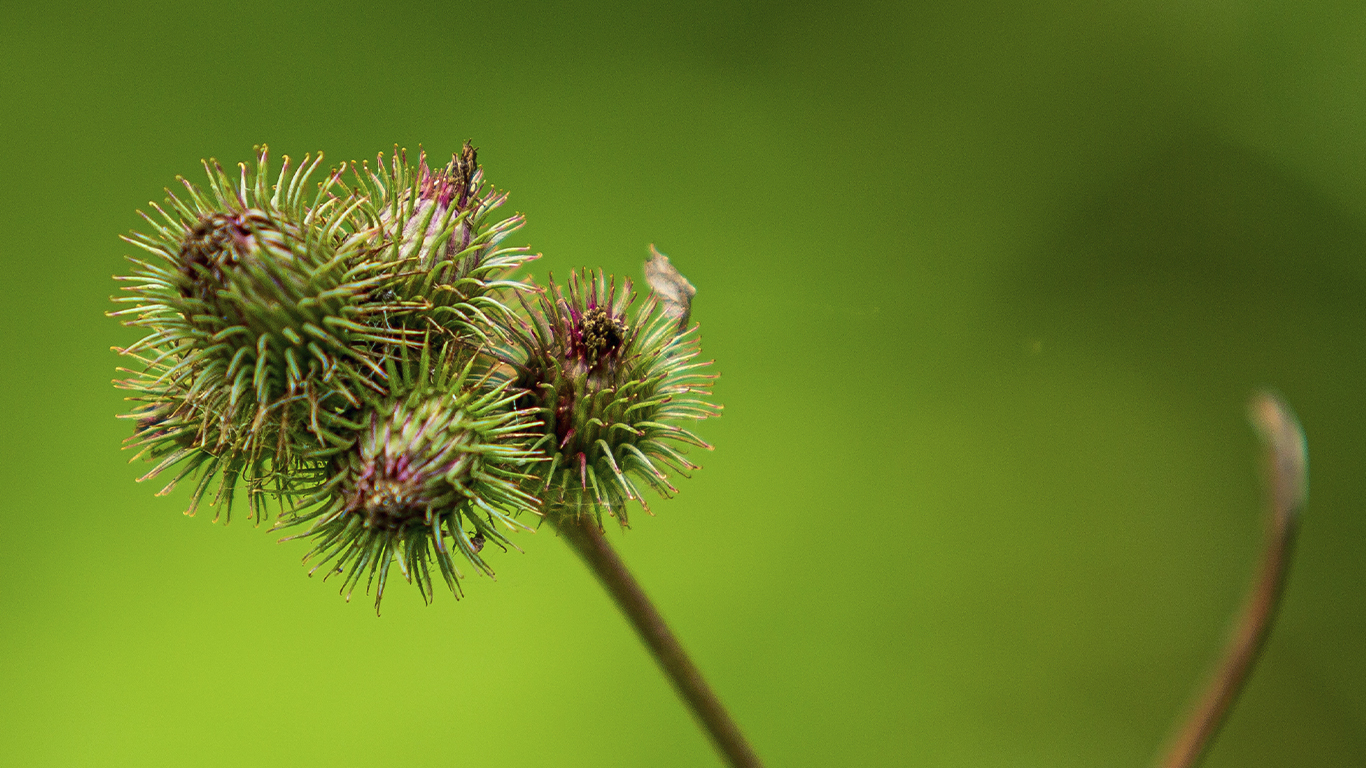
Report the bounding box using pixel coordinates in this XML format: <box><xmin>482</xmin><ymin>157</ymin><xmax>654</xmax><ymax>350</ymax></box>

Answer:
<box><xmin>643</xmin><ymin>245</ymin><xmax>696</xmax><ymax>332</ymax></box>
<box><xmin>275</xmin><ymin>340</ymin><xmax>542</xmax><ymax>612</ymax></box>
<box><xmin>512</xmin><ymin>261</ymin><xmax>720</xmax><ymax>527</ymax></box>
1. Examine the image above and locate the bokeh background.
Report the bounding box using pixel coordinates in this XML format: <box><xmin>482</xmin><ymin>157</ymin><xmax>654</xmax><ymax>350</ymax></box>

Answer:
<box><xmin>3</xmin><ymin>0</ymin><xmax>1365</xmax><ymax>765</ymax></box>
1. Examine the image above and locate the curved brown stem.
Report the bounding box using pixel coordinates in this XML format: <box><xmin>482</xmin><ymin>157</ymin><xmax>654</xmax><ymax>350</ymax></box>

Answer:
<box><xmin>555</xmin><ymin>514</ymin><xmax>764</xmax><ymax>768</ymax></box>
<box><xmin>1156</xmin><ymin>392</ymin><xmax>1307</xmax><ymax>768</ymax></box>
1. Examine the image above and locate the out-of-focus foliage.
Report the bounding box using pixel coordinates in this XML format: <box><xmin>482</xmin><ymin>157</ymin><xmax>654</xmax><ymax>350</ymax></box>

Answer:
<box><xmin>3</xmin><ymin>0</ymin><xmax>1365</xmax><ymax>766</ymax></box>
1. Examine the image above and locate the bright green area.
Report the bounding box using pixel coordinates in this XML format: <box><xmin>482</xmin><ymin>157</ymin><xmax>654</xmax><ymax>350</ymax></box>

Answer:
<box><xmin>3</xmin><ymin>1</ymin><xmax>1365</xmax><ymax>765</ymax></box>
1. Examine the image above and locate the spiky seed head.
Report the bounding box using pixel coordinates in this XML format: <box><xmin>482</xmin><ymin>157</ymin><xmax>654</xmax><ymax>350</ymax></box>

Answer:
<box><xmin>111</xmin><ymin>147</ymin><xmax>414</xmax><ymax>523</ymax></box>
<box><xmin>111</xmin><ymin>143</ymin><xmax>728</xmax><ymax>616</ymax></box>
<box><xmin>276</xmin><ymin>340</ymin><xmax>542</xmax><ymax>613</ymax></box>
<box><xmin>348</xmin><ymin>142</ymin><xmax>537</xmax><ymax>345</ymax></box>
<box><xmin>513</xmin><ymin>259</ymin><xmax>721</xmax><ymax>527</ymax></box>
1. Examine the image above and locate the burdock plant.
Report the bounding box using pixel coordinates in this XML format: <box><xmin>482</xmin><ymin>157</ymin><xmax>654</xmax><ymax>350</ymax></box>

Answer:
<box><xmin>112</xmin><ymin>142</ymin><xmax>1303</xmax><ymax>768</ymax></box>
<box><xmin>112</xmin><ymin>144</ymin><xmax>762</xmax><ymax>767</ymax></box>
<box><xmin>112</xmin><ymin>149</ymin><xmax>415</xmax><ymax>523</ymax></box>
<box><xmin>509</xmin><ymin>259</ymin><xmax>719</xmax><ymax>525</ymax></box>
<box><xmin>347</xmin><ymin>142</ymin><xmax>535</xmax><ymax>344</ymax></box>
<box><xmin>275</xmin><ymin>338</ymin><xmax>543</xmax><ymax>612</ymax></box>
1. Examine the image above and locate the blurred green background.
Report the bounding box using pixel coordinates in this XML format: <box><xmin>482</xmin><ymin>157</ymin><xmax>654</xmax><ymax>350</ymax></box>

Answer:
<box><xmin>3</xmin><ymin>0</ymin><xmax>1365</xmax><ymax>765</ymax></box>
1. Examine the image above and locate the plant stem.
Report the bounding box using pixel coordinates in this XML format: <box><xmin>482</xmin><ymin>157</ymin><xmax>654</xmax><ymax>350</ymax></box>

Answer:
<box><xmin>556</xmin><ymin>514</ymin><xmax>764</xmax><ymax>768</ymax></box>
<box><xmin>1156</xmin><ymin>392</ymin><xmax>1307</xmax><ymax>768</ymax></box>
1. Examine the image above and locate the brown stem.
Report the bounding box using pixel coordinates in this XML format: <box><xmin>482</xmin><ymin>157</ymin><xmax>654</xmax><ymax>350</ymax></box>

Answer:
<box><xmin>1156</xmin><ymin>392</ymin><xmax>1307</xmax><ymax>768</ymax></box>
<box><xmin>555</xmin><ymin>514</ymin><xmax>764</xmax><ymax>768</ymax></box>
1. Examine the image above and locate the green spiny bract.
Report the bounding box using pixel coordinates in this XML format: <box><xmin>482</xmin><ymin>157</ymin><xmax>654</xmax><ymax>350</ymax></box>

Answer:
<box><xmin>511</xmin><ymin>266</ymin><xmax>720</xmax><ymax>527</ymax></box>
<box><xmin>347</xmin><ymin>142</ymin><xmax>535</xmax><ymax>345</ymax></box>
<box><xmin>275</xmin><ymin>340</ymin><xmax>542</xmax><ymax>613</ymax></box>
<box><xmin>112</xmin><ymin>148</ymin><xmax>415</xmax><ymax>523</ymax></box>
